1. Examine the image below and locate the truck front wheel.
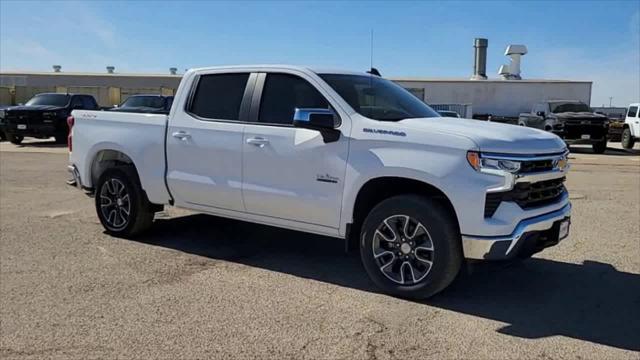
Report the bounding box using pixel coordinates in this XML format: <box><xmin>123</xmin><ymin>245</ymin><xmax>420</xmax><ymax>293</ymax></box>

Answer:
<box><xmin>95</xmin><ymin>167</ymin><xmax>154</xmax><ymax>238</ymax></box>
<box><xmin>592</xmin><ymin>139</ymin><xmax>607</xmax><ymax>154</ymax></box>
<box><xmin>360</xmin><ymin>195</ymin><xmax>462</xmax><ymax>299</ymax></box>
<box><xmin>7</xmin><ymin>133</ymin><xmax>23</xmax><ymax>145</ymax></box>
<box><xmin>621</xmin><ymin>128</ymin><xmax>635</xmax><ymax>149</ymax></box>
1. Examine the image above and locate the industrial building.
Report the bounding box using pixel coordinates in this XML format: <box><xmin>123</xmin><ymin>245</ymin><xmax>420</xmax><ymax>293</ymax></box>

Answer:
<box><xmin>0</xmin><ymin>38</ymin><xmax>593</xmax><ymax>119</ymax></box>
<box><xmin>0</xmin><ymin>67</ymin><xmax>181</xmax><ymax>107</ymax></box>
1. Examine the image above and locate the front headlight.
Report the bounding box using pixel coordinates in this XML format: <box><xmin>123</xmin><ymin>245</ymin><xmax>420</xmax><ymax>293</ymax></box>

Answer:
<box><xmin>467</xmin><ymin>151</ymin><xmax>521</xmax><ymax>173</ymax></box>
<box><xmin>42</xmin><ymin>111</ymin><xmax>56</xmax><ymax>119</ymax></box>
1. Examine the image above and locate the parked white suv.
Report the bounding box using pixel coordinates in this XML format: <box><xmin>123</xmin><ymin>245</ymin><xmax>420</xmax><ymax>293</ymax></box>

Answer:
<box><xmin>67</xmin><ymin>65</ymin><xmax>572</xmax><ymax>299</ymax></box>
<box><xmin>622</xmin><ymin>103</ymin><xmax>640</xmax><ymax>149</ymax></box>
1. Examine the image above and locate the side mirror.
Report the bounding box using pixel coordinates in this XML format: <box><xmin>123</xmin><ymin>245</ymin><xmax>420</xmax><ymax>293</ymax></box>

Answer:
<box><xmin>536</xmin><ymin>111</ymin><xmax>546</xmax><ymax>117</ymax></box>
<box><xmin>293</xmin><ymin>108</ymin><xmax>340</xmax><ymax>143</ymax></box>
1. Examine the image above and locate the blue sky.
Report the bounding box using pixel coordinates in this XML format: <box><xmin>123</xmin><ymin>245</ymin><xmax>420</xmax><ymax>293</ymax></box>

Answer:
<box><xmin>1</xmin><ymin>0</ymin><xmax>638</xmax><ymax>106</ymax></box>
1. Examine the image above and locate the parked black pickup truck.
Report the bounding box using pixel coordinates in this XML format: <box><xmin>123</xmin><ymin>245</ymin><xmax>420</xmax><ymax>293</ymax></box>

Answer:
<box><xmin>518</xmin><ymin>101</ymin><xmax>609</xmax><ymax>153</ymax></box>
<box><xmin>2</xmin><ymin>93</ymin><xmax>99</xmax><ymax>145</ymax></box>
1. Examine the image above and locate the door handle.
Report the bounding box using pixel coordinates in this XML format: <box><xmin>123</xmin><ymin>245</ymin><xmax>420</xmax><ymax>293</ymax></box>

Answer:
<box><xmin>172</xmin><ymin>131</ymin><xmax>191</xmax><ymax>141</ymax></box>
<box><xmin>246</xmin><ymin>137</ymin><xmax>269</xmax><ymax>148</ymax></box>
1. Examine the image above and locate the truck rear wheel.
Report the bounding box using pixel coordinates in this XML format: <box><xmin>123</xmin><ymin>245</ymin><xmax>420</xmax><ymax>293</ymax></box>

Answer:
<box><xmin>592</xmin><ymin>139</ymin><xmax>607</xmax><ymax>154</ymax></box>
<box><xmin>7</xmin><ymin>133</ymin><xmax>23</xmax><ymax>145</ymax></box>
<box><xmin>360</xmin><ymin>195</ymin><xmax>462</xmax><ymax>299</ymax></box>
<box><xmin>95</xmin><ymin>167</ymin><xmax>154</xmax><ymax>238</ymax></box>
<box><xmin>621</xmin><ymin>128</ymin><xmax>635</xmax><ymax>149</ymax></box>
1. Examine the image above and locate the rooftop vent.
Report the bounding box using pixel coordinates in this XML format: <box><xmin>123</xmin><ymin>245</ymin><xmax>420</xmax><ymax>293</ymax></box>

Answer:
<box><xmin>499</xmin><ymin>45</ymin><xmax>527</xmax><ymax>80</ymax></box>
<box><xmin>471</xmin><ymin>38</ymin><xmax>488</xmax><ymax>80</ymax></box>
<box><xmin>106</xmin><ymin>66</ymin><xmax>115</xmax><ymax>74</ymax></box>
<box><xmin>169</xmin><ymin>67</ymin><xmax>177</xmax><ymax>75</ymax></box>
<box><xmin>52</xmin><ymin>65</ymin><xmax>62</xmax><ymax>73</ymax></box>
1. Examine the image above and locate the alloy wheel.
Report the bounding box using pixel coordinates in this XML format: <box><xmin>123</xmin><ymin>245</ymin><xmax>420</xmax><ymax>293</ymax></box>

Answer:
<box><xmin>372</xmin><ymin>215</ymin><xmax>435</xmax><ymax>285</ymax></box>
<box><xmin>99</xmin><ymin>178</ymin><xmax>131</xmax><ymax>230</ymax></box>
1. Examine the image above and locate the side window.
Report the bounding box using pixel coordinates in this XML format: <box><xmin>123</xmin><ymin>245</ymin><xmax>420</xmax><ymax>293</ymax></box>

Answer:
<box><xmin>628</xmin><ymin>106</ymin><xmax>638</xmax><ymax>118</ymax></box>
<box><xmin>82</xmin><ymin>96</ymin><xmax>97</xmax><ymax>109</ymax></box>
<box><xmin>189</xmin><ymin>73</ymin><xmax>249</xmax><ymax>120</ymax></box>
<box><xmin>534</xmin><ymin>103</ymin><xmax>546</xmax><ymax>114</ymax></box>
<box><xmin>70</xmin><ymin>96</ymin><xmax>84</xmax><ymax>109</ymax></box>
<box><xmin>259</xmin><ymin>73</ymin><xmax>329</xmax><ymax>125</ymax></box>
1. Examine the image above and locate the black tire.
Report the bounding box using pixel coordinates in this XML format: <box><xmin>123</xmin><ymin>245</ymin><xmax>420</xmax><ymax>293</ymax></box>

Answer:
<box><xmin>95</xmin><ymin>166</ymin><xmax>154</xmax><ymax>238</ymax></box>
<box><xmin>360</xmin><ymin>195</ymin><xmax>462</xmax><ymax>299</ymax></box>
<box><xmin>592</xmin><ymin>139</ymin><xmax>607</xmax><ymax>154</ymax></box>
<box><xmin>54</xmin><ymin>133</ymin><xmax>67</xmax><ymax>144</ymax></box>
<box><xmin>7</xmin><ymin>133</ymin><xmax>23</xmax><ymax>145</ymax></box>
<box><xmin>621</xmin><ymin>128</ymin><xmax>635</xmax><ymax>149</ymax></box>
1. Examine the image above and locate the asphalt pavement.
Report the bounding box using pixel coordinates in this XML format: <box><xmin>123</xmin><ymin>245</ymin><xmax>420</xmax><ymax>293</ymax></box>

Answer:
<box><xmin>0</xmin><ymin>140</ymin><xmax>638</xmax><ymax>359</ymax></box>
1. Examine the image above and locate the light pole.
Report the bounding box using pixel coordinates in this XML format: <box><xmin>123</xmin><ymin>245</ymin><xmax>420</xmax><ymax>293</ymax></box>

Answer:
<box><xmin>609</xmin><ymin>97</ymin><xmax>613</xmax><ymax>107</ymax></box>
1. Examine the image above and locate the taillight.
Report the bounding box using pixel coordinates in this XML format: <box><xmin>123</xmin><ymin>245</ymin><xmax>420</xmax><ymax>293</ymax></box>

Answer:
<box><xmin>67</xmin><ymin>115</ymin><xmax>74</xmax><ymax>152</ymax></box>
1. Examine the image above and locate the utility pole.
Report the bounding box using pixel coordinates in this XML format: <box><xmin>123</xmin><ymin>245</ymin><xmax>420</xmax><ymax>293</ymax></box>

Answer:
<box><xmin>609</xmin><ymin>97</ymin><xmax>613</xmax><ymax>107</ymax></box>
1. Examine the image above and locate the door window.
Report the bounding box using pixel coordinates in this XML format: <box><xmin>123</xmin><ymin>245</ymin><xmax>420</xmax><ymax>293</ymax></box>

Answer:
<box><xmin>81</xmin><ymin>96</ymin><xmax>97</xmax><ymax>109</ymax></box>
<box><xmin>259</xmin><ymin>73</ymin><xmax>329</xmax><ymax>125</ymax></box>
<box><xmin>628</xmin><ymin>106</ymin><xmax>638</xmax><ymax>118</ymax></box>
<box><xmin>189</xmin><ymin>73</ymin><xmax>249</xmax><ymax>120</ymax></box>
<box><xmin>70</xmin><ymin>96</ymin><xmax>84</xmax><ymax>109</ymax></box>
<box><xmin>533</xmin><ymin>103</ymin><xmax>546</xmax><ymax>114</ymax></box>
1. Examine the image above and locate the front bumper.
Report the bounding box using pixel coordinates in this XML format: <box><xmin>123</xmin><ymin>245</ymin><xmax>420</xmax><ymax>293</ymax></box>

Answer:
<box><xmin>462</xmin><ymin>202</ymin><xmax>571</xmax><ymax>260</ymax></box>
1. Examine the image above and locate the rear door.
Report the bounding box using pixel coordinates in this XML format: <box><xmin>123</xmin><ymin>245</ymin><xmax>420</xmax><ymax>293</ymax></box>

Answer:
<box><xmin>241</xmin><ymin>72</ymin><xmax>349</xmax><ymax>228</ymax></box>
<box><xmin>166</xmin><ymin>72</ymin><xmax>255</xmax><ymax>212</ymax></box>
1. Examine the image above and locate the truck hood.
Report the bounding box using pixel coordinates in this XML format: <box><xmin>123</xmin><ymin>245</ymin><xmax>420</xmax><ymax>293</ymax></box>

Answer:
<box><xmin>5</xmin><ymin>105</ymin><xmax>67</xmax><ymax>112</ymax></box>
<box><xmin>553</xmin><ymin>112</ymin><xmax>608</xmax><ymax>120</ymax></box>
<box><xmin>399</xmin><ymin>117</ymin><xmax>567</xmax><ymax>154</ymax></box>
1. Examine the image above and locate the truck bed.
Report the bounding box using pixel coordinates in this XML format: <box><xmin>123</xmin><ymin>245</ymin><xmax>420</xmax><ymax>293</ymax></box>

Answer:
<box><xmin>69</xmin><ymin>110</ymin><xmax>172</xmax><ymax>204</ymax></box>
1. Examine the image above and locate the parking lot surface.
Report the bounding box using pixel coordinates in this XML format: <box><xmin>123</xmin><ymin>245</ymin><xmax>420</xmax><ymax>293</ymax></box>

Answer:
<box><xmin>1</xmin><ymin>140</ymin><xmax>639</xmax><ymax>359</ymax></box>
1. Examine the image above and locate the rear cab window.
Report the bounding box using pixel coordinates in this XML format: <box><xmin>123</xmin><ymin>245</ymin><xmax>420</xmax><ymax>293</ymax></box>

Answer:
<box><xmin>628</xmin><ymin>106</ymin><xmax>638</xmax><ymax>118</ymax></box>
<box><xmin>189</xmin><ymin>73</ymin><xmax>250</xmax><ymax>121</ymax></box>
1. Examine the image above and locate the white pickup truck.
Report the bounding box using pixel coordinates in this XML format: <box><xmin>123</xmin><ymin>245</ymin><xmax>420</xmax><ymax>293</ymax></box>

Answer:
<box><xmin>68</xmin><ymin>65</ymin><xmax>572</xmax><ymax>299</ymax></box>
<box><xmin>621</xmin><ymin>103</ymin><xmax>640</xmax><ymax>149</ymax></box>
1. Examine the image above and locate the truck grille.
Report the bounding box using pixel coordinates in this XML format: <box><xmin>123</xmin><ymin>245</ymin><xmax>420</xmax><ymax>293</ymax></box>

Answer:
<box><xmin>484</xmin><ymin>177</ymin><xmax>566</xmax><ymax>217</ymax></box>
<box><xmin>563</xmin><ymin>121</ymin><xmax>607</xmax><ymax>140</ymax></box>
<box><xmin>4</xmin><ymin>111</ymin><xmax>46</xmax><ymax>125</ymax></box>
<box><xmin>519</xmin><ymin>159</ymin><xmax>554</xmax><ymax>173</ymax></box>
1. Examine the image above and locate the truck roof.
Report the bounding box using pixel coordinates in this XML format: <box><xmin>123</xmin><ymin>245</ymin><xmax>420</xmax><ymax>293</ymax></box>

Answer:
<box><xmin>33</xmin><ymin>92</ymin><xmax>82</xmax><ymax>97</ymax></box>
<box><xmin>188</xmin><ymin>64</ymin><xmax>367</xmax><ymax>76</ymax></box>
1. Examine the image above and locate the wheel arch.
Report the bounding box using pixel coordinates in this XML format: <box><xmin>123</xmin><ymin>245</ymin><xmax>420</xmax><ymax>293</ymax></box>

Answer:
<box><xmin>89</xmin><ymin>148</ymin><xmax>138</xmax><ymax>190</ymax></box>
<box><xmin>347</xmin><ymin>176</ymin><xmax>460</xmax><ymax>248</ymax></box>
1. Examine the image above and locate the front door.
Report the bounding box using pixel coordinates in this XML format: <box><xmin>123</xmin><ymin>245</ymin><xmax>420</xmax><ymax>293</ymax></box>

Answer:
<box><xmin>241</xmin><ymin>72</ymin><xmax>349</xmax><ymax>228</ymax></box>
<box><xmin>166</xmin><ymin>72</ymin><xmax>254</xmax><ymax>212</ymax></box>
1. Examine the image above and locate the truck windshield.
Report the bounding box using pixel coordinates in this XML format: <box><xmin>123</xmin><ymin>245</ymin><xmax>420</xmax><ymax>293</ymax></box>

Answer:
<box><xmin>25</xmin><ymin>94</ymin><xmax>70</xmax><ymax>107</ymax></box>
<box><xmin>121</xmin><ymin>96</ymin><xmax>165</xmax><ymax>108</ymax></box>
<box><xmin>551</xmin><ymin>102</ymin><xmax>591</xmax><ymax>113</ymax></box>
<box><xmin>319</xmin><ymin>74</ymin><xmax>440</xmax><ymax>121</ymax></box>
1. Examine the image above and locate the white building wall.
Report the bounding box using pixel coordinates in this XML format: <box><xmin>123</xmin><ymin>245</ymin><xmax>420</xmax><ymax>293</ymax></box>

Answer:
<box><xmin>393</xmin><ymin>80</ymin><xmax>592</xmax><ymax>117</ymax></box>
